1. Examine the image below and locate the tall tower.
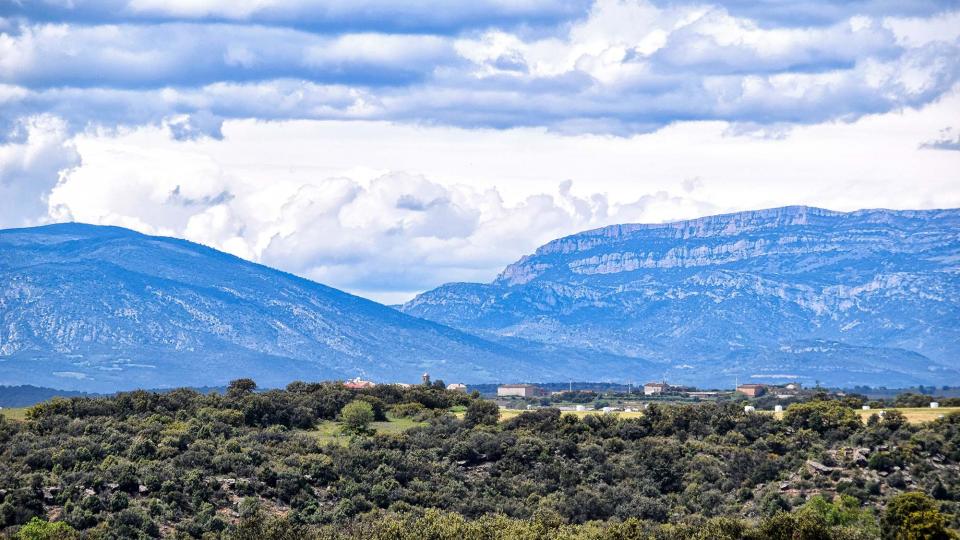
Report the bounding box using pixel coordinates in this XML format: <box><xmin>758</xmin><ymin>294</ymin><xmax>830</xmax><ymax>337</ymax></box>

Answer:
<box><xmin>422</xmin><ymin>372</ymin><xmax>431</xmax><ymax>386</ymax></box>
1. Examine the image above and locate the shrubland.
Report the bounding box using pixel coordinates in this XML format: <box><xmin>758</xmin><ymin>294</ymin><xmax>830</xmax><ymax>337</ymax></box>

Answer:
<box><xmin>0</xmin><ymin>380</ymin><xmax>957</xmax><ymax>539</ymax></box>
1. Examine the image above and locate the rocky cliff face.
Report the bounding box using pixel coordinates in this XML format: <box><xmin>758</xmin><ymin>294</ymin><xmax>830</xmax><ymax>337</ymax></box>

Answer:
<box><xmin>401</xmin><ymin>206</ymin><xmax>960</xmax><ymax>387</ymax></box>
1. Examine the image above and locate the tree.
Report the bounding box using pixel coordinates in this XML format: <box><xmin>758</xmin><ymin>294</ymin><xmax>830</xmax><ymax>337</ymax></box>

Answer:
<box><xmin>883</xmin><ymin>492</ymin><xmax>957</xmax><ymax>540</ymax></box>
<box><xmin>464</xmin><ymin>399</ymin><xmax>500</xmax><ymax>427</ymax></box>
<box><xmin>341</xmin><ymin>400</ymin><xmax>375</xmax><ymax>435</ymax></box>
<box><xmin>228</xmin><ymin>378</ymin><xmax>257</xmax><ymax>397</ymax></box>
<box><xmin>783</xmin><ymin>400</ymin><xmax>860</xmax><ymax>437</ymax></box>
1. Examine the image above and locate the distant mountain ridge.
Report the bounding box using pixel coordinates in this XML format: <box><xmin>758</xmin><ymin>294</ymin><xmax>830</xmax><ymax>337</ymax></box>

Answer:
<box><xmin>0</xmin><ymin>223</ymin><xmax>572</xmax><ymax>391</ymax></box>
<box><xmin>401</xmin><ymin>206</ymin><xmax>960</xmax><ymax>387</ymax></box>
<box><xmin>3</xmin><ymin>207</ymin><xmax>958</xmax><ymax>391</ymax></box>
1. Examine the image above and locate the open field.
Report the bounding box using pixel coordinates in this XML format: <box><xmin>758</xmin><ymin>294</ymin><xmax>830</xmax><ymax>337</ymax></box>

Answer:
<box><xmin>767</xmin><ymin>407</ymin><xmax>960</xmax><ymax>423</ymax></box>
<box><xmin>856</xmin><ymin>407</ymin><xmax>958</xmax><ymax>423</ymax></box>
<box><xmin>496</xmin><ymin>406</ymin><xmax>959</xmax><ymax>424</ymax></box>
<box><xmin>306</xmin><ymin>414</ymin><xmax>426</xmax><ymax>445</ymax></box>
<box><xmin>0</xmin><ymin>407</ymin><xmax>29</xmax><ymax>421</ymax></box>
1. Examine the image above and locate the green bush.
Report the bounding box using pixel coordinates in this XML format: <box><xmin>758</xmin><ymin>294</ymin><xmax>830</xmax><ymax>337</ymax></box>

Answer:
<box><xmin>15</xmin><ymin>517</ymin><xmax>80</xmax><ymax>540</ymax></box>
<box><xmin>883</xmin><ymin>492</ymin><xmax>958</xmax><ymax>540</ymax></box>
<box><xmin>340</xmin><ymin>400</ymin><xmax>375</xmax><ymax>435</ymax></box>
<box><xmin>464</xmin><ymin>399</ymin><xmax>500</xmax><ymax>427</ymax></box>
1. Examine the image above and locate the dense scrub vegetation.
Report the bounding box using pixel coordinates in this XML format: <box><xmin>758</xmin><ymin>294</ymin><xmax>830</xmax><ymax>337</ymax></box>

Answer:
<box><xmin>1</xmin><ymin>380</ymin><xmax>958</xmax><ymax>539</ymax></box>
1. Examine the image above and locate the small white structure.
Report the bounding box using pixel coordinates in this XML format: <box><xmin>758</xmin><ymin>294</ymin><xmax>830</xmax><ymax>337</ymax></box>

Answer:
<box><xmin>774</xmin><ymin>405</ymin><xmax>783</xmax><ymax>413</ymax></box>
<box><xmin>575</xmin><ymin>405</ymin><xmax>586</xmax><ymax>411</ymax></box>
<box><xmin>931</xmin><ymin>402</ymin><xmax>940</xmax><ymax>408</ymax></box>
<box><xmin>601</xmin><ymin>406</ymin><xmax>616</xmax><ymax>414</ymax></box>
<box><xmin>446</xmin><ymin>383</ymin><xmax>467</xmax><ymax>392</ymax></box>
<box><xmin>744</xmin><ymin>405</ymin><xmax>756</xmax><ymax>413</ymax></box>
<box><xmin>862</xmin><ymin>405</ymin><xmax>871</xmax><ymax>410</ymax></box>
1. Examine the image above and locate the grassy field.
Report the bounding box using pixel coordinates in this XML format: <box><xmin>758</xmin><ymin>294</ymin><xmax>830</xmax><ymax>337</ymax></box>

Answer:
<box><xmin>0</xmin><ymin>407</ymin><xmax>29</xmax><ymax>421</ymax></box>
<box><xmin>306</xmin><ymin>414</ymin><xmax>426</xmax><ymax>445</ymax></box>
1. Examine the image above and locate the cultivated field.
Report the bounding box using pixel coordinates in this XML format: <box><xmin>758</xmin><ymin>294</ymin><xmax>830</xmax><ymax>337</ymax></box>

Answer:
<box><xmin>767</xmin><ymin>407</ymin><xmax>960</xmax><ymax>423</ymax></box>
<box><xmin>855</xmin><ymin>407</ymin><xmax>959</xmax><ymax>423</ymax></box>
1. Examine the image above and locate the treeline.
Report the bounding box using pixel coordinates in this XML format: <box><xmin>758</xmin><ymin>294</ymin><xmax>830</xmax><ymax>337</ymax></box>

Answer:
<box><xmin>0</xmin><ymin>386</ymin><xmax>100</xmax><ymax>408</ymax></box>
<box><xmin>0</xmin><ymin>380</ymin><xmax>958</xmax><ymax>539</ymax></box>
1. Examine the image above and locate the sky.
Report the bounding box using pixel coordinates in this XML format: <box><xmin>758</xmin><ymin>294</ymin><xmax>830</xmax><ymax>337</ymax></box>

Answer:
<box><xmin>1</xmin><ymin>0</ymin><xmax>959</xmax><ymax>303</ymax></box>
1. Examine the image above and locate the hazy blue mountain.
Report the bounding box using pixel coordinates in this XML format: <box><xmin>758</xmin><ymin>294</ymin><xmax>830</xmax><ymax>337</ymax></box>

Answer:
<box><xmin>1</xmin><ymin>223</ymin><xmax>627</xmax><ymax>391</ymax></box>
<box><xmin>401</xmin><ymin>206</ymin><xmax>960</xmax><ymax>387</ymax></box>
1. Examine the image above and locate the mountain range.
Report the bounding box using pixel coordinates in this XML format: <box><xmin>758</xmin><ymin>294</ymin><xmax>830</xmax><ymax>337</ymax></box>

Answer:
<box><xmin>401</xmin><ymin>206</ymin><xmax>960</xmax><ymax>388</ymax></box>
<box><xmin>0</xmin><ymin>223</ymin><xmax>613</xmax><ymax>391</ymax></box>
<box><xmin>1</xmin><ymin>206</ymin><xmax>958</xmax><ymax>391</ymax></box>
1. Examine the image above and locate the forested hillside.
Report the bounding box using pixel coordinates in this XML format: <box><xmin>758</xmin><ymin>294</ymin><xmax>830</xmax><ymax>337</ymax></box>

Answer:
<box><xmin>0</xmin><ymin>382</ymin><xmax>958</xmax><ymax>539</ymax></box>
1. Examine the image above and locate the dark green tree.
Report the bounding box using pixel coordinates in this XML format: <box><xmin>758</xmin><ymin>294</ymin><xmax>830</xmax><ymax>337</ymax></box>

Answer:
<box><xmin>464</xmin><ymin>399</ymin><xmax>500</xmax><ymax>427</ymax></box>
<box><xmin>228</xmin><ymin>378</ymin><xmax>257</xmax><ymax>397</ymax></box>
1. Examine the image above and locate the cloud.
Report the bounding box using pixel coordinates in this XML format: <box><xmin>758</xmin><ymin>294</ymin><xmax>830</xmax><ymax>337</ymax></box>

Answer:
<box><xmin>0</xmin><ymin>1</ymin><xmax>958</xmax><ymax>138</ymax></box>
<box><xmin>0</xmin><ymin>22</ymin><xmax>456</xmax><ymax>88</ymax></box>
<box><xmin>920</xmin><ymin>127</ymin><xmax>960</xmax><ymax>150</ymax></box>
<box><xmin>1</xmin><ymin>0</ymin><xmax>958</xmax><ymax>303</ymax></box>
<box><xmin>12</xmin><ymin>90</ymin><xmax>957</xmax><ymax>302</ymax></box>
<box><xmin>6</xmin><ymin>0</ymin><xmax>594</xmax><ymax>34</ymax></box>
<box><xmin>42</xmin><ymin>124</ymin><xmax>721</xmax><ymax>299</ymax></box>
<box><xmin>165</xmin><ymin>111</ymin><xmax>224</xmax><ymax>141</ymax></box>
<box><xmin>0</xmin><ymin>115</ymin><xmax>80</xmax><ymax>228</ymax></box>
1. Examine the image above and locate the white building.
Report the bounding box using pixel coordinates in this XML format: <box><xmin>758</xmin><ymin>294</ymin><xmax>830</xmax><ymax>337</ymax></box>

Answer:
<box><xmin>744</xmin><ymin>405</ymin><xmax>756</xmax><ymax>413</ymax></box>
<box><xmin>643</xmin><ymin>382</ymin><xmax>669</xmax><ymax>395</ymax></box>
<box><xmin>497</xmin><ymin>384</ymin><xmax>542</xmax><ymax>398</ymax></box>
<box><xmin>446</xmin><ymin>383</ymin><xmax>467</xmax><ymax>392</ymax></box>
<box><xmin>774</xmin><ymin>405</ymin><xmax>783</xmax><ymax>413</ymax></box>
<box><xmin>931</xmin><ymin>402</ymin><xmax>940</xmax><ymax>408</ymax></box>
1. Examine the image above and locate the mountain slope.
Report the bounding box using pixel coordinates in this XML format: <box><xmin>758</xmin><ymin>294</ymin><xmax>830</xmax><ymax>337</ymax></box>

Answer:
<box><xmin>0</xmin><ymin>223</ymin><xmax>555</xmax><ymax>391</ymax></box>
<box><xmin>401</xmin><ymin>206</ymin><xmax>960</xmax><ymax>387</ymax></box>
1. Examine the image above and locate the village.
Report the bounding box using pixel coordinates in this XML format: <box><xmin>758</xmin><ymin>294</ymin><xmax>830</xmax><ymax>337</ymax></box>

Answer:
<box><xmin>492</xmin><ymin>380</ymin><xmax>804</xmax><ymax>413</ymax></box>
<box><xmin>338</xmin><ymin>375</ymin><xmax>950</xmax><ymax>419</ymax></box>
